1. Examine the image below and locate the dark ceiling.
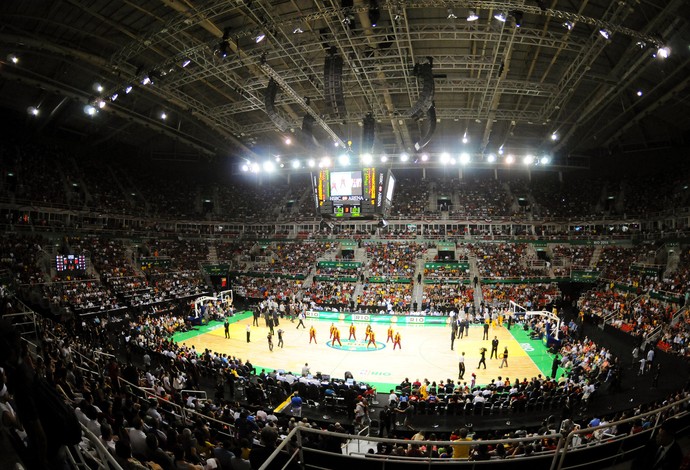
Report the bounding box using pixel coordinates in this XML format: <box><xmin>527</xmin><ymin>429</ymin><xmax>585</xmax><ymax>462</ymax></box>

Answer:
<box><xmin>0</xmin><ymin>0</ymin><xmax>688</xmax><ymax>165</ymax></box>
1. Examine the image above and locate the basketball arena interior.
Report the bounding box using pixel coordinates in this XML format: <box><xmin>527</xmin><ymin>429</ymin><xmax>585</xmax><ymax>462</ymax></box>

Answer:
<box><xmin>1</xmin><ymin>1</ymin><xmax>690</xmax><ymax>469</ymax></box>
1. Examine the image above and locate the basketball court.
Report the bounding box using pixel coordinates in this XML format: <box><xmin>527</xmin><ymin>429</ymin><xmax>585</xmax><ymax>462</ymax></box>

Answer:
<box><xmin>173</xmin><ymin>312</ymin><xmax>560</xmax><ymax>390</ymax></box>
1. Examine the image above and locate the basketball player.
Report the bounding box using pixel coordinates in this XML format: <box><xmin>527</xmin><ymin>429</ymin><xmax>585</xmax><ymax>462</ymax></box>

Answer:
<box><xmin>367</xmin><ymin>330</ymin><xmax>377</xmax><ymax>348</ymax></box>
<box><xmin>393</xmin><ymin>331</ymin><xmax>401</xmax><ymax>350</ymax></box>
<box><xmin>309</xmin><ymin>325</ymin><xmax>317</xmax><ymax>344</ymax></box>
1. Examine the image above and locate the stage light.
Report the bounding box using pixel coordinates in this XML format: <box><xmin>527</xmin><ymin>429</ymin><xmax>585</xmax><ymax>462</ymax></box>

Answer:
<box><xmin>551</xmin><ymin>132</ymin><xmax>559</xmax><ymax>141</ymax></box>
<box><xmin>540</xmin><ymin>156</ymin><xmax>550</xmax><ymax>165</ymax></box>
<box><xmin>255</xmin><ymin>33</ymin><xmax>266</xmax><ymax>43</ymax></box>
<box><xmin>293</xmin><ymin>27</ymin><xmax>304</xmax><ymax>34</ymax></box>
<box><xmin>381</xmin><ymin>155</ymin><xmax>388</xmax><ymax>163</ymax></box>
<box><xmin>498</xmin><ymin>145</ymin><xmax>504</xmax><ymax>155</ymax></box>
<box><xmin>321</xmin><ymin>156</ymin><xmax>332</xmax><ymax>167</ymax></box>
<box><xmin>505</xmin><ymin>154</ymin><xmax>514</xmax><ymax>164</ymax></box>
<box><xmin>110</xmin><ymin>93</ymin><xmax>119</xmax><ymax>101</ymax></box>
<box><xmin>636</xmin><ymin>90</ymin><xmax>643</xmax><ymax>97</ymax></box>
<box><xmin>563</xmin><ymin>21</ymin><xmax>574</xmax><ymax>31</ymax></box>
<box><xmin>263</xmin><ymin>161</ymin><xmax>275</xmax><ymax>172</ymax></box>
<box><xmin>181</xmin><ymin>58</ymin><xmax>192</xmax><ymax>67</ymax></box>
<box><xmin>449</xmin><ymin>158</ymin><xmax>456</xmax><ymax>165</ymax></box>
<box><xmin>400</xmin><ymin>152</ymin><xmax>409</xmax><ymax>162</ymax></box>
<box><xmin>94</xmin><ymin>83</ymin><xmax>104</xmax><ymax>93</ymax></box>
<box><xmin>27</xmin><ymin>106</ymin><xmax>39</xmax><ymax>116</ymax></box>
<box><xmin>361</xmin><ymin>153</ymin><xmax>373</xmax><ymax>165</ymax></box>
<box><xmin>125</xmin><ymin>85</ymin><xmax>133</xmax><ymax>94</ymax></box>
<box><xmin>160</xmin><ymin>111</ymin><xmax>167</xmax><ymax>120</ymax></box>
<box><xmin>307</xmin><ymin>159</ymin><xmax>315</xmax><ymax>168</ymax></box>
<box><xmin>657</xmin><ymin>46</ymin><xmax>670</xmax><ymax>59</ymax></box>
<box><xmin>83</xmin><ymin>104</ymin><xmax>97</xmax><ymax>116</ymax></box>
<box><xmin>141</xmin><ymin>76</ymin><xmax>151</xmax><ymax>85</ymax></box>
<box><xmin>462</xmin><ymin>131</ymin><xmax>468</xmax><ymax>144</ymax></box>
<box><xmin>487</xmin><ymin>153</ymin><xmax>496</xmax><ymax>163</ymax></box>
<box><xmin>97</xmin><ymin>99</ymin><xmax>106</xmax><ymax>109</ymax></box>
<box><xmin>467</xmin><ymin>11</ymin><xmax>479</xmax><ymax>21</ymax></box>
<box><xmin>460</xmin><ymin>152</ymin><xmax>471</xmax><ymax>165</ymax></box>
<box><xmin>251</xmin><ymin>162</ymin><xmax>260</xmax><ymax>172</ymax></box>
<box><xmin>523</xmin><ymin>155</ymin><xmax>535</xmax><ymax>165</ymax></box>
<box><xmin>421</xmin><ymin>153</ymin><xmax>429</xmax><ymax>162</ymax></box>
<box><xmin>291</xmin><ymin>159</ymin><xmax>301</xmax><ymax>169</ymax></box>
<box><xmin>338</xmin><ymin>154</ymin><xmax>350</xmax><ymax>166</ymax></box>
<box><xmin>494</xmin><ymin>12</ymin><xmax>507</xmax><ymax>22</ymax></box>
<box><xmin>636</xmin><ymin>41</ymin><xmax>647</xmax><ymax>49</ymax></box>
<box><xmin>241</xmin><ymin>164</ymin><xmax>249</xmax><ymax>172</ymax></box>
<box><xmin>599</xmin><ymin>29</ymin><xmax>610</xmax><ymax>40</ymax></box>
<box><xmin>440</xmin><ymin>152</ymin><xmax>450</xmax><ymax>164</ymax></box>
<box><xmin>284</xmin><ymin>137</ymin><xmax>291</xmax><ymax>145</ymax></box>
<box><xmin>8</xmin><ymin>54</ymin><xmax>19</xmax><ymax>64</ymax></box>
<box><xmin>511</xmin><ymin>10</ymin><xmax>523</xmax><ymax>27</ymax></box>
<box><xmin>447</xmin><ymin>8</ymin><xmax>457</xmax><ymax>19</ymax></box>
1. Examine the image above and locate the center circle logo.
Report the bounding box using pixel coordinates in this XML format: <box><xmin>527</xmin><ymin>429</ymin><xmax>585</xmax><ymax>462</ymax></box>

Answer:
<box><xmin>327</xmin><ymin>339</ymin><xmax>386</xmax><ymax>352</ymax></box>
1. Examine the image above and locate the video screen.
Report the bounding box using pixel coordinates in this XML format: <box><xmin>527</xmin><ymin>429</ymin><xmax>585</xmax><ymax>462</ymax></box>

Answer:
<box><xmin>330</xmin><ymin>170</ymin><xmax>363</xmax><ymax>197</ymax></box>
<box><xmin>386</xmin><ymin>172</ymin><xmax>396</xmax><ymax>202</ymax></box>
<box><xmin>56</xmin><ymin>254</ymin><xmax>87</xmax><ymax>272</ymax></box>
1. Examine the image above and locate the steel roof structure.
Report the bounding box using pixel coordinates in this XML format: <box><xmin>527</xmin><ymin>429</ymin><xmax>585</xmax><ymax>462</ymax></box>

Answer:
<box><xmin>0</xmin><ymin>0</ymin><xmax>688</xmax><ymax>164</ymax></box>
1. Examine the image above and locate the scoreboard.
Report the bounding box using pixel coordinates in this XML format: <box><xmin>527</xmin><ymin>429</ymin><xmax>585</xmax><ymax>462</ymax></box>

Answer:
<box><xmin>56</xmin><ymin>254</ymin><xmax>87</xmax><ymax>272</ymax></box>
<box><xmin>313</xmin><ymin>167</ymin><xmax>395</xmax><ymax>218</ymax></box>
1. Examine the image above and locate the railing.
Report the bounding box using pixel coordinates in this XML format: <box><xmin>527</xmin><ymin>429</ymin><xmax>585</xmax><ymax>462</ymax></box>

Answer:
<box><xmin>258</xmin><ymin>397</ymin><xmax>689</xmax><ymax>470</ymax></box>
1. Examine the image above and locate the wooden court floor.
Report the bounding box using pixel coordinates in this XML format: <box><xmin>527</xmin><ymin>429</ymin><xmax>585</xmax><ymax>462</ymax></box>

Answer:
<box><xmin>175</xmin><ymin>317</ymin><xmax>547</xmax><ymax>390</ymax></box>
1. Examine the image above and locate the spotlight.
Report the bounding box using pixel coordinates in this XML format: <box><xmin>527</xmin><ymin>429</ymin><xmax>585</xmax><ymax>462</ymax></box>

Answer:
<box><xmin>440</xmin><ymin>152</ymin><xmax>450</xmax><ymax>164</ymax></box>
<box><xmin>338</xmin><ymin>154</ymin><xmax>350</xmax><ymax>166</ymax></box>
<box><xmin>27</xmin><ymin>106</ymin><xmax>39</xmax><ymax>116</ymax></box>
<box><xmin>83</xmin><ymin>104</ymin><xmax>97</xmax><ymax>116</ymax></box>
<box><xmin>563</xmin><ymin>21</ymin><xmax>574</xmax><ymax>31</ymax></box>
<box><xmin>447</xmin><ymin>8</ymin><xmax>457</xmax><ymax>19</ymax></box>
<box><xmin>255</xmin><ymin>33</ymin><xmax>266</xmax><ymax>43</ymax></box>
<box><xmin>291</xmin><ymin>159</ymin><xmax>301</xmax><ymax>169</ymax></box>
<box><xmin>181</xmin><ymin>58</ymin><xmax>192</xmax><ymax>67</ymax></box>
<box><xmin>400</xmin><ymin>152</ymin><xmax>409</xmax><ymax>162</ymax></box>
<box><xmin>599</xmin><ymin>29</ymin><xmax>610</xmax><ymax>40</ymax></box>
<box><xmin>487</xmin><ymin>154</ymin><xmax>496</xmax><ymax>163</ymax></box>
<box><xmin>635</xmin><ymin>41</ymin><xmax>647</xmax><ymax>49</ymax></box>
<box><xmin>505</xmin><ymin>154</ymin><xmax>514</xmax><ymax>164</ymax></box>
<box><xmin>293</xmin><ymin>27</ymin><xmax>304</xmax><ymax>34</ymax></box>
<box><xmin>511</xmin><ymin>10</ymin><xmax>523</xmax><ymax>28</ymax></box>
<box><xmin>381</xmin><ymin>155</ymin><xmax>388</xmax><ymax>163</ymax></box>
<box><xmin>263</xmin><ymin>161</ymin><xmax>275</xmax><ymax>172</ymax></box>
<box><xmin>284</xmin><ymin>137</ymin><xmax>292</xmax><ymax>145</ymax></box>
<box><xmin>657</xmin><ymin>46</ymin><xmax>670</xmax><ymax>59</ymax></box>
<box><xmin>241</xmin><ymin>164</ymin><xmax>249</xmax><ymax>172</ymax></box>
<box><xmin>94</xmin><ymin>83</ymin><xmax>104</xmax><ymax>93</ymax></box>
<box><xmin>636</xmin><ymin>90</ymin><xmax>643</xmax><ymax>97</ymax></box>
<box><xmin>368</xmin><ymin>2</ymin><xmax>380</xmax><ymax>27</ymax></box>
<box><xmin>550</xmin><ymin>132</ymin><xmax>558</xmax><ymax>141</ymax></box>
<box><xmin>110</xmin><ymin>93</ymin><xmax>119</xmax><ymax>101</ymax></box>
<box><xmin>7</xmin><ymin>54</ymin><xmax>19</xmax><ymax>64</ymax></box>
<box><xmin>97</xmin><ymin>99</ymin><xmax>106</xmax><ymax>109</ymax></box>
<box><xmin>540</xmin><ymin>156</ymin><xmax>550</xmax><ymax>165</ymax></box>
<box><xmin>494</xmin><ymin>12</ymin><xmax>507</xmax><ymax>22</ymax></box>
<box><xmin>498</xmin><ymin>145</ymin><xmax>504</xmax><ymax>155</ymax></box>
<box><xmin>523</xmin><ymin>155</ymin><xmax>535</xmax><ymax>165</ymax></box>
<box><xmin>321</xmin><ymin>156</ymin><xmax>332</xmax><ymax>167</ymax></box>
<box><xmin>462</xmin><ymin>131</ymin><xmax>469</xmax><ymax>144</ymax></box>
<box><xmin>459</xmin><ymin>152</ymin><xmax>471</xmax><ymax>165</ymax></box>
<box><xmin>160</xmin><ymin>111</ymin><xmax>167</xmax><ymax>120</ymax></box>
<box><xmin>125</xmin><ymin>85</ymin><xmax>133</xmax><ymax>94</ymax></box>
<box><xmin>421</xmin><ymin>153</ymin><xmax>429</xmax><ymax>162</ymax></box>
<box><xmin>467</xmin><ymin>11</ymin><xmax>479</xmax><ymax>21</ymax></box>
<box><xmin>307</xmin><ymin>159</ymin><xmax>315</xmax><ymax>167</ymax></box>
<box><xmin>361</xmin><ymin>153</ymin><xmax>373</xmax><ymax>165</ymax></box>
<box><xmin>141</xmin><ymin>76</ymin><xmax>151</xmax><ymax>85</ymax></box>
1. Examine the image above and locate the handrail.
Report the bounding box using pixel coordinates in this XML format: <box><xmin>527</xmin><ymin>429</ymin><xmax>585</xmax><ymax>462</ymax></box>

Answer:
<box><xmin>78</xmin><ymin>422</ymin><xmax>123</xmax><ymax>470</ymax></box>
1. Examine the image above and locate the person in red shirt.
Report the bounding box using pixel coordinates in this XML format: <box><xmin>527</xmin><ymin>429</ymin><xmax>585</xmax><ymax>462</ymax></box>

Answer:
<box><xmin>348</xmin><ymin>323</ymin><xmax>356</xmax><ymax>341</ymax></box>
<box><xmin>367</xmin><ymin>330</ymin><xmax>377</xmax><ymax>348</ymax></box>
<box><xmin>333</xmin><ymin>327</ymin><xmax>342</xmax><ymax>347</ymax></box>
<box><xmin>393</xmin><ymin>331</ymin><xmax>402</xmax><ymax>350</ymax></box>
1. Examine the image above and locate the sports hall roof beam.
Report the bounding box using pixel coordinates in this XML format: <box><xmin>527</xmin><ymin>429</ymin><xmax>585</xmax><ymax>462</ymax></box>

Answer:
<box><xmin>353</xmin><ymin>0</ymin><xmax>413</xmax><ymax>152</ymax></box>
<box><xmin>109</xmin><ymin>1</ymin><xmax>664</xmax><ymax>71</ymax></box>
<box><xmin>0</xmin><ymin>68</ymin><xmax>217</xmax><ymax>156</ymax></box>
<box><xmin>212</xmin><ymin>78</ymin><xmax>556</xmax><ymax>116</ymax></box>
<box><xmin>240</xmin><ymin>107</ymin><xmax>544</xmax><ymax>135</ymax></box>
<box><xmin>536</xmin><ymin>1</ymin><xmax>635</xmax><ymax>129</ymax></box>
<box><xmin>552</xmin><ymin>0</ymin><xmax>687</xmax><ymax>153</ymax></box>
<box><xmin>600</xmin><ymin>62</ymin><xmax>690</xmax><ymax>147</ymax></box>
